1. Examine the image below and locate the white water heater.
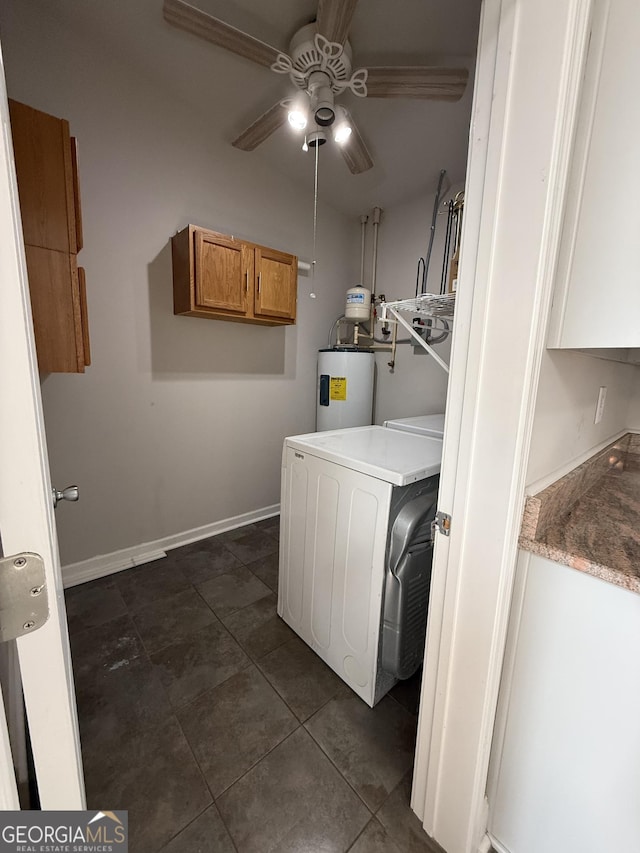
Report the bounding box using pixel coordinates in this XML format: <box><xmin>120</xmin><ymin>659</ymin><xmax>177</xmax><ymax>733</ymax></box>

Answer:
<box><xmin>317</xmin><ymin>348</ymin><xmax>374</xmax><ymax>431</ymax></box>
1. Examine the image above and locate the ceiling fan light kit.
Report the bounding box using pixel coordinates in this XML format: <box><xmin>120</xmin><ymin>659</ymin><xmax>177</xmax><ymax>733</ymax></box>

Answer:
<box><xmin>332</xmin><ymin>106</ymin><xmax>352</xmax><ymax>144</ymax></box>
<box><xmin>163</xmin><ymin>0</ymin><xmax>470</xmax><ymax>174</ymax></box>
<box><xmin>287</xmin><ymin>92</ymin><xmax>310</xmax><ymax>131</ymax></box>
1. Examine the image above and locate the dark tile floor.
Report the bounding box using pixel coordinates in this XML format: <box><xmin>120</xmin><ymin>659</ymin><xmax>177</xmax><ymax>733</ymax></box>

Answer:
<box><xmin>65</xmin><ymin>517</ymin><xmax>439</xmax><ymax>853</ymax></box>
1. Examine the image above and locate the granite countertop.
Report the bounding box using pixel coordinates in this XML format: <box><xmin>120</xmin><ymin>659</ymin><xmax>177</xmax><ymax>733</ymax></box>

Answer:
<box><xmin>520</xmin><ymin>433</ymin><xmax>640</xmax><ymax>594</ymax></box>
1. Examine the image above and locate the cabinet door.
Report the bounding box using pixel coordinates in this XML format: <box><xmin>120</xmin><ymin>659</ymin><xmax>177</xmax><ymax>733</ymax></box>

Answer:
<box><xmin>194</xmin><ymin>230</ymin><xmax>250</xmax><ymax>315</ymax></box>
<box><xmin>8</xmin><ymin>100</ymin><xmax>77</xmax><ymax>255</ymax></box>
<box><xmin>548</xmin><ymin>0</ymin><xmax>640</xmax><ymax>348</ymax></box>
<box><xmin>70</xmin><ymin>138</ymin><xmax>83</xmax><ymax>252</ymax></box>
<box><xmin>78</xmin><ymin>267</ymin><xmax>91</xmax><ymax>366</ymax></box>
<box><xmin>254</xmin><ymin>247</ymin><xmax>297</xmax><ymax>321</ymax></box>
<box><xmin>25</xmin><ymin>247</ymin><xmax>85</xmax><ymax>372</ymax></box>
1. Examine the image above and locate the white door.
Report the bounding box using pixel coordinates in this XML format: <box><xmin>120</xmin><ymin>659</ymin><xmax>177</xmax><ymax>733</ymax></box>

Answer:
<box><xmin>0</xmin><ymin>41</ymin><xmax>85</xmax><ymax>809</ymax></box>
<box><xmin>410</xmin><ymin>0</ymin><xmax>597</xmax><ymax>851</ymax></box>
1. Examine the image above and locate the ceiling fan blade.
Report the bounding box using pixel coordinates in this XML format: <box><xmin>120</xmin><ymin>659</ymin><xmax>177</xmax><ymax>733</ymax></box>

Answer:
<box><xmin>339</xmin><ymin>117</ymin><xmax>373</xmax><ymax>175</ymax></box>
<box><xmin>316</xmin><ymin>0</ymin><xmax>359</xmax><ymax>44</ymax></box>
<box><xmin>366</xmin><ymin>66</ymin><xmax>469</xmax><ymax>100</ymax></box>
<box><xmin>163</xmin><ymin>0</ymin><xmax>280</xmax><ymax>69</ymax></box>
<box><xmin>232</xmin><ymin>102</ymin><xmax>287</xmax><ymax>151</ymax></box>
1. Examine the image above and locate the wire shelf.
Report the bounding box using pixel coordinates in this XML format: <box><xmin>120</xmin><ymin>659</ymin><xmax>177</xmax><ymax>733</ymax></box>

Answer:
<box><xmin>380</xmin><ymin>292</ymin><xmax>456</xmax><ymax>320</ymax></box>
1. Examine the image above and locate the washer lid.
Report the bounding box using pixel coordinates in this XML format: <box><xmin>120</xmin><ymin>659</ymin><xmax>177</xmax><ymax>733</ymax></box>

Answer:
<box><xmin>383</xmin><ymin>414</ymin><xmax>445</xmax><ymax>438</ymax></box>
<box><xmin>284</xmin><ymin>426</ymin><xmax>442</xmax><ymax>486</ymax></box>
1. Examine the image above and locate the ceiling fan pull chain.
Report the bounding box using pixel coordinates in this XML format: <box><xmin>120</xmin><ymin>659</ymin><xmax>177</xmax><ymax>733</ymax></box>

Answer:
<box><xmin>310</xmin><ymin>140</ymin><xmax>319</xmax><ymax>298</ymax></box>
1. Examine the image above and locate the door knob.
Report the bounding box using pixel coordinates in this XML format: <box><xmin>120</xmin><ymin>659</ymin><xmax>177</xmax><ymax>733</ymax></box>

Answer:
<box><xmin>52</xmin><ymin>485</ymin><xmax>79</xmax><ymax>508</ymax></box>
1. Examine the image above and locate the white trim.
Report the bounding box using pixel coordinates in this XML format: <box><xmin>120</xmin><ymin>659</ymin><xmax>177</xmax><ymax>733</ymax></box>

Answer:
<box><xmin>477</xmin><ymin>834</ymin><xmax>494</xmax><ymax>853</ymax></box>
<box><xmin>0</xmin><ymin>679</ymin><xmax>19</xmax><ymax>810</ymax></box>
<box><xmin>411</xmin><ymin>1</ymin><xmax>596</xmax><ymax>851</ymax></box>
<box><xmin>488</xmin><ymin>837</ymin><xmax>510</xmax><ymax>853</ymax></box>
<box><xmin>0</xmin><ymin>642</ymin><xmax>28</xmax><ymax>799</ymax></box>
<box><xmin>63</xmin><ymin>548</ymin><xmax>167</xmax><ymax>588</ymax></box>
<box><xmin>62</xmin><ymin>504</ymin><xmax>280</xmax><ymax>587</ymax></box>
<box><xmin>0</xmin><ymin>43</ymin><xmax>84</xmax><ymax>807</ymax></box>
<box><xmin>411</xmin><ymin>0</ymin><xmax>506</xmax><ymax>828</ymax></box>
<box><xmin>484</xmin><ymin>551</ymin><xmax>531</xmax><ymax>830</ymax></box>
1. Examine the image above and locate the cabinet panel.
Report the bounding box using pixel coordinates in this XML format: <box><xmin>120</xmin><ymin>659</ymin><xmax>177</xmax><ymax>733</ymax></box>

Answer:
<box><xmin>194</xmin><ymin>230</ymin><xmax>248</xmax><ymax>314</ymax></box>
<box><xmin>25</xmin><ymin>247</ymin><xmax>84</xmax><ymax>373</ymax></box>
<box><xmin>491</xmin><ymin>552</ymin><xmax>640</xmax><ymax>852</ymax></box>
<box><xmin>9</xmin><ymin>99</ymin><xmax>77</xmax><ymax>254</ymax></box>
<box><xmin>9</xmin><ymin>99</ymin><xmax>89</xmax><ymax>373</ymax></box>
<box><xmin>78</xmin><ymin>267</ymin><xmax>90</xmax><ymax>367</ymax></box>
<box><xmin>548</xmin><ymin>0</ymin><xmax>640</xmax><ymax>349</ymax></box>
<box><xmin>255</xmin><ymin>247</ymin><xmax>297</xmax><ymax>321</ymax></box>
<box><xmin>70</xmin><ymin>138</ymin><xmax>83</xmax><ymax>252</ymax></box>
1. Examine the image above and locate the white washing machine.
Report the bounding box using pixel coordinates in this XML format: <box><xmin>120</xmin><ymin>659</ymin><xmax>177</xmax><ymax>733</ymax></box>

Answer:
<box><xmin>278</xmin><ymin>425</ymin><xmax>442</xmax><ymax>706</ymax></box>
<box><xmin>383</xmin><ymin>413</ymin><xmax>445</xmax><ymax>439</ymax></box>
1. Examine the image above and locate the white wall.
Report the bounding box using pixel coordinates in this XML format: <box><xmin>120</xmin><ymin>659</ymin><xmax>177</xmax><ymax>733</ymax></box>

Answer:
<box><xmin>369</xmin><ymin>188</ymin><xmax>460</xmax><ymax>424</ymax></box>
<box><xmin>0</xmin><ymin>1</ymin><xmax>357</xmax><ymax>565</ymax></box>
<box><xmin>526</xmin><ymin>350</ymin><xmax>639</xmax><ymax>486</ymax></box>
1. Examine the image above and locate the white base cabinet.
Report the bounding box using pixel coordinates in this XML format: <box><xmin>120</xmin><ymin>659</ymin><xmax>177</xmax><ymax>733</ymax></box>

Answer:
<box><xmin>489</xmin><ymin>552</ymin><xmax>640</xmax><ymax>853</ymax></box>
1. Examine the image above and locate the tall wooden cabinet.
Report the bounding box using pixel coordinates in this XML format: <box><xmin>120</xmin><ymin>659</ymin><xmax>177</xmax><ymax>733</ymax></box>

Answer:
<box><xmin>9</xmin><ymin>99</ymin><xmax>90</xmax><ymax>372</ymax></box>
<box><xmin>172</xmin><ymin>224</ymin><xmax>297</xmax><ymax>326</ymax></box>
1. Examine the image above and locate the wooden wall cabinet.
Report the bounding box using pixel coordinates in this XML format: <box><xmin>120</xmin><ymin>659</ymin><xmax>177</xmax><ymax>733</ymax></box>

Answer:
<box><xmin>9</xmin><ymin>99</ymin><xmax>89</xmax><ymax>372</ymax></box>
<box><xmin>172</xmin><ymin>225</ymin><xmax>297</xmax><ymax>326</ymax></box>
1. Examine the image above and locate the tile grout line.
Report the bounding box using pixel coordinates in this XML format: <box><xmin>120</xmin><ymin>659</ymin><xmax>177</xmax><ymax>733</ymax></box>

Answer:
<box><xmin>210</xmin><ymin>722</ymin><xmax>304</xmax><ymax>813</ymax></box>
<box><xmin>252</xmin><ymin>646</ymin><xmax>344</xmax><ymax>727</ymax></box>
<box><xmin>155</xmin><ymin>802</ymin><xmax>221</xmax><ymax>853</ymax></box>
<box><xmin>301</xmin><ymin>717</ymin><xmax>381</xmax><ymax>817</ymax></box>
<box><xmin>247</xmin><ymin>649</ymin><xmax>390</xmax><ymax>818</ymax></box>
<box><xmin>168</xmin><ymin>656</ymin><xmax>254</xmax><ymax>714</ymax></box>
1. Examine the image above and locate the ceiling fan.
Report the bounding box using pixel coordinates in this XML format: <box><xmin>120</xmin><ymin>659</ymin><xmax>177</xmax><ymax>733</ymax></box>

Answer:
<box><xmin>163</xmin><ymin>0</ymin><xmax>469</xmax><ymax>173</ymax></box>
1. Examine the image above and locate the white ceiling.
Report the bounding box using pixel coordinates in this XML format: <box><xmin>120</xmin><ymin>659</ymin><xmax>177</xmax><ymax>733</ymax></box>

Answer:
<box><xmin>31</xmin><ymin>0</ymin><xmax>483</xmax><ymax>214</ymax></box>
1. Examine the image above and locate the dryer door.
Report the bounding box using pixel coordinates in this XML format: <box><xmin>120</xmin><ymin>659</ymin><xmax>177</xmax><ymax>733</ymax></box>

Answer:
<box><xmin>381</xmin><ymin>490</ymin><xmax>438</xmax><ymax>679</ymax></box>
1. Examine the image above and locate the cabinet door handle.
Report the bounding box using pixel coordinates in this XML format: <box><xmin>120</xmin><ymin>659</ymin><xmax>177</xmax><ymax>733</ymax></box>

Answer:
<box><xmin>257</xmin><ymin>272</ymin><xmax>261</xmax><ymax>295</ymax></box>
<box><xmin>245</xmin><ymin>270</ymin><xmax>249</xmax><ymax>292</ymax></box>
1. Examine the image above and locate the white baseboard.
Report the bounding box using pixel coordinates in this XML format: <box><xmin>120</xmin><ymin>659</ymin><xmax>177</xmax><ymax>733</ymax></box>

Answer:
<box><xmin>62</xmin><ymin>504</ymin><xmax>280</xmax><ymax>588</ymax></box>
<box><xmin>525</xmin><ymin>428</ymin><xmax>629</xmax><ymax>494</ymax></box>
<box><xmin>487</xmin><ymin>836</ymin><xmax>510</xmax><ymax>853</ymax></box>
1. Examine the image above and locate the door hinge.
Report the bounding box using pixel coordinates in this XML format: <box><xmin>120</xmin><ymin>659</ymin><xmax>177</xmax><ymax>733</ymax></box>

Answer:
<box><xmin>0</xmin><ymin>552</ymin><xmax>49</xmax><ymax>642</ymax></box>
<box><xmin>431</xmin><ymin>511</ymin><xmax>452</xmax><ymax>541</ymax></box>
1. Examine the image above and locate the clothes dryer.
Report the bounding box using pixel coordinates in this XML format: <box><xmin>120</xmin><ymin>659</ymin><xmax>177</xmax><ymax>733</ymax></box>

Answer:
<box><xmin>383</xmin><ymin>413</ymin><xmax>445</xmax><ymax>438</ymax></box>
<box><xmin>278</xmin><ymin>426</ymin><xmax>442</xmax><ymax>705</ymax></box>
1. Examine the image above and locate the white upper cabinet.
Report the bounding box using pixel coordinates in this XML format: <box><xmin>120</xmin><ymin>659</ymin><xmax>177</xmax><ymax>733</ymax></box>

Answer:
<box><xmin>548</xmin><ymin>0</ymin><xmax>640</xmax><ymax>349</ymax></box>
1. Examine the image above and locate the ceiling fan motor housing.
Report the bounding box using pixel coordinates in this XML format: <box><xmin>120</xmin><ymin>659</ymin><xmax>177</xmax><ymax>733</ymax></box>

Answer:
<box><xmin>308</xmin><ymin>71</ymin><xmax>335</xmax><ymax>125</ymax></box>
<box><xmin>288</xmin><ymin>23</ymin><xmax>353</xmax><ymax>92</ymax></box>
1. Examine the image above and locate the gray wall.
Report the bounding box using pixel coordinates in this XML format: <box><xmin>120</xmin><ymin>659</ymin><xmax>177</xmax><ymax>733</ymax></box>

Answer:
<box><xmin>371</xmin><ymin>188</ymin><xmax>459</xmax><ymax>425</ymax></box>
<box><xmin>527</xmin><ymin>350</ymin><xmax>639</xmax><ymax>485</ymax></box>
<box><xmin>1</xmin><ymin>0</ymin><xmax>358</xmax><ymax>565</ymax></box>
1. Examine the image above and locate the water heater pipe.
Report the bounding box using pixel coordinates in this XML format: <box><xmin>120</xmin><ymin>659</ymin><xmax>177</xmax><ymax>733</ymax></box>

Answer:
<box><xmin>370</xmin><ymin>207</ymin><xmax>382</xmax><ymax>298</ymax></box>
<box><xmin>359</xmin><ymin>215</ymin><xmax>368</xmax><ymax>285</ymax></box>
